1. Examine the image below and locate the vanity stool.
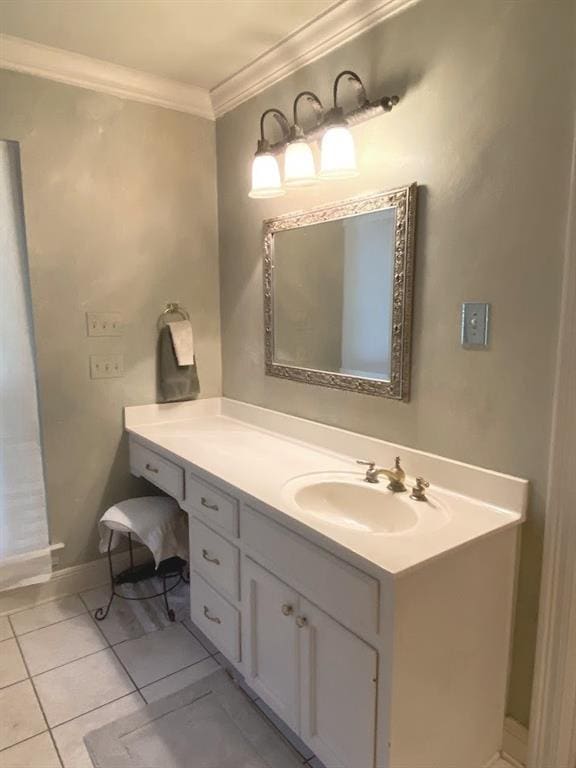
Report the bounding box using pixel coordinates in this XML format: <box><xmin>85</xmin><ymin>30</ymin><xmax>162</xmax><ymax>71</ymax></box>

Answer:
<box><xmin>96</xmin><ymin>497</ymin><xmax>189</xmax><ymax>622</ymax></box>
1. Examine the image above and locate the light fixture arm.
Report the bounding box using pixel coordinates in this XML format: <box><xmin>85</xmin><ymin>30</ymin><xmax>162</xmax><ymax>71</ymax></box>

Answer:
<box><xmin>257</xmin><ymin>108</ymin><xmax>290</xmax><ymax>152</ymax></box>
<box><xmin>292</xmin><ymin>91</ymin><xmax>324</xmax><ymax>132</ymax></box>
<box><xmin>332</xmin><ymin>70</ymin><xmax>369</xmax><ymax>110</ymax></box>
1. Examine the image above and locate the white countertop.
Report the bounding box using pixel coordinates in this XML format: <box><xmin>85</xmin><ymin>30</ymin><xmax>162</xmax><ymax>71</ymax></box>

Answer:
<box><xmin>125</xmin><ymin>398</ymin><xmax>527</xmax><ymax>577</ymax></box>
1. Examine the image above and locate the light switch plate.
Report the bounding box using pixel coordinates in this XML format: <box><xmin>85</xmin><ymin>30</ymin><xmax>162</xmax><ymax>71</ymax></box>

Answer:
<box><xmin>86</xmin><ymin>312</ymin><xmax>123</xmax><ymax>337</ymax></box>
<box><xmin>89</xmin><ymin>354</ymin><xmax>124</xmax><ymax>379</ymax></box>
<box><xmin>461</xmin><ymin>302</ymin><xmax>490</xmax><ymax>348</ymax></box>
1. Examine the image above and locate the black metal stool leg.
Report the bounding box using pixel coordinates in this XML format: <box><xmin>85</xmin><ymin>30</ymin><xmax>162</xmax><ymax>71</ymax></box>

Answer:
<box><xmin>128</xmin><ymin>532</ymin><xmax>134</xmax><ymax>571</ymax></box>
<box><xmin>95</xmin><ymin>530</ymin><xmax>116</xmax><ymax>621</ymax></box>
<box><xmin>94</xmin><ymin>526</ymin><xmax>187</xmax><ymax>623</ymax></box>
<box><xmin>162</xmin><ymin>573</ymin><xmax>176</xmax><ymax>622</ymax></box>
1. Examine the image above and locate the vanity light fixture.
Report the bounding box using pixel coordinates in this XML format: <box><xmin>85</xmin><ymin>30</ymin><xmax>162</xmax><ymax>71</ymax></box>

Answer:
<box><xmin>249</xmin><ymin>71</ymin><xmax>399</xmax><ymax>198</ymax></box>
<box><xmin>284</xmin><ymin>91</ymin><xmax>324</xmax><ymax>187</ymax></box>
<box><xmin>249</xmin><ymin>108</ymin><xmax>290</xmax><ymax>199</ymax></box>
<box><xmin>319</xmin><ymin>70</ymin><xmax>364</xmax><ymax>179</ymax></box>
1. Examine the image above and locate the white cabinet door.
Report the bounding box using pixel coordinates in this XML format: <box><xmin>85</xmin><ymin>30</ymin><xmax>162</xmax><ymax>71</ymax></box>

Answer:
<box><xmin>243</xmin><ymin>558</ymin><xmax>300</xmax><ymax>732</ymax></box>
<box><xmin>299</xmin><ymin>598</ymin><xmax>378</xmax><ymax>768</ymax></box>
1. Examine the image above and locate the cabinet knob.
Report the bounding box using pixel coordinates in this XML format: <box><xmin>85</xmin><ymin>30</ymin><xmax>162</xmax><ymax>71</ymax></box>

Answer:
<box><xmin>145</xmin><ymin>463</ymin><xmax>159</xmax><ymax>474</ymax></box>
<box><xmin>281</xmin><ymin>604</ymin><xmax>294</xmax><ymax>616</ymax></box>
<box><xmin>295</xmin><ymin>615</ymin><xmax>308</xmax><ymax>628</ymax></box>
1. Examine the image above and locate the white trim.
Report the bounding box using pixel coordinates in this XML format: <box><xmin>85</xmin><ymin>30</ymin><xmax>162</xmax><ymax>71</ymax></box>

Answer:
<box><xmin>0</xmin><ymin>546</ymin><xmax>149</xmax><ymax>616</ymax></box>
<box><xmin>0</xmin><ymin>1</ymin><xmax>419</xmax><ymax>120</ymax></box>
<box><xmin>210</xmin><ymin>0</ymin><xmax>420</xmax><ymax>117</ymax></box>
<box><xmin>0</xmin><ymin>34</ymin><xmax>214</xmax><ymax>120</ymax></box>
<box><xmin>527</xmin><ymin>126</ymin><xmax>576</xmax><ymax>767</ymax></box>
<box><xmin>502</xmin><ymin>717</ymin><xmax>528</xmax><ymax>766</ymax></box>
<box><xmin>0</xmin><ymin>542</ymin><xmax>65</xmax><ymax>591</ymax></box>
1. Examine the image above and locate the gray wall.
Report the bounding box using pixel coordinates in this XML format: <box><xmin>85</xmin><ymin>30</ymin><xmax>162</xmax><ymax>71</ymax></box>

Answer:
<box><xmin>0</xmin><ymin>70</ymin><xmax>222</xmax><ymax>570</ymax></box>
<box><xmin>216</xmin><ymin>0</ymin><xmax>576</xmax><ymax>726</ymax></box>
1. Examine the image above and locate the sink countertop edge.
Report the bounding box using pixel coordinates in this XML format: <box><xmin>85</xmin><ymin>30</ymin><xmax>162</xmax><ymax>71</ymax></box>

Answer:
<box><xmin>125</xmin><ymin>400</ymin><xmax>526</xmax><ymax>579</ymax></box>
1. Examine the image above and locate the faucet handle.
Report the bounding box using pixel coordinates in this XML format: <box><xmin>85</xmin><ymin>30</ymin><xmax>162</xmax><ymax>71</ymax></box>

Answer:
<box><xmin>356</xmin><ymin>459</ymin><xmax>376</xmax><ymax>470</ymax></box>
<box><xmin>410</xmin><ymin>477</ymin><xmax>430</xmax><ymax>501</ymax></box>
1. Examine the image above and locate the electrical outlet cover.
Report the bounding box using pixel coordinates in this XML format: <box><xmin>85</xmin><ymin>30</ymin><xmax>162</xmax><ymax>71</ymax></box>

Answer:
<box><xmin>86</xmin><ymin>312</ymin><xmax>123</xmax><ymax>337</ymax></box>
<box><xmin>90</xmin><ymin>354</ymin><xmax>124</xmax><ymax>379</ymax></box>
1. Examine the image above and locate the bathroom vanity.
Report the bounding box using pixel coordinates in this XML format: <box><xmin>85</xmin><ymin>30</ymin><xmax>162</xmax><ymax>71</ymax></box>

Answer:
<box><xmin>125</xmin><ymin>398</ymin><xmax>526</xmax><ymax>768</ymax></box>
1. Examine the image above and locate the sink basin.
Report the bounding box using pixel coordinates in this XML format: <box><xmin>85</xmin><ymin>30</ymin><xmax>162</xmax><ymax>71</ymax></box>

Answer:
<box><xmin>283</xmin><ymin>472</ymin><xmax>450</xmax><ymax>536</ymax></box>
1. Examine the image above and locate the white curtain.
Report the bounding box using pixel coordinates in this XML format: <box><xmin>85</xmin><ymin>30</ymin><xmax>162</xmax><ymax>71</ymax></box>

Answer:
<box><xmin>0</xmin><ymin>140</ymin><xmax>51</xmax><ymax>590</ymax></box>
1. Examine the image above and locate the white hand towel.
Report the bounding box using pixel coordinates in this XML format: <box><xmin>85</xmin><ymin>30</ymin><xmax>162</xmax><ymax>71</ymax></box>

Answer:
<box><xmin>168</xmin><ymin>320</ymin><xmax>195</xmax><ymax>366</ymax></box>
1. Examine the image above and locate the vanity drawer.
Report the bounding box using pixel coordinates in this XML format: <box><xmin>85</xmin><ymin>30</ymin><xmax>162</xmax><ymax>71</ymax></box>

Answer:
<box><xmin>130</xmin><ymin>441</ymin><xmax>184</xmax><ymax>501</ymax></box>
<box><xmin>190</xmin><ymin>518</ymin><xmax>240</xmax><ymax>601</ymax></box>
<box><xmin>242</xmin><ymin>506</ymin><xmax>379</xmax><ymax>636</ymax></box>
<box><xmin>184</xmin><ymin>473</ymin><xmax>239</xmax><ymax>538</ymax></box>
<box><xmin>190</xmin><ymin>571</ymin><xmax>240</xmax><ymax>662</ymax></box>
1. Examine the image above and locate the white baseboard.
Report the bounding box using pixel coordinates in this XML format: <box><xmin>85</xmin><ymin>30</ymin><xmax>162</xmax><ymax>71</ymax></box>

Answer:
<box><xmin>0</xmin><ymin>546</ymin><xmax>151</xmax><ymax>616</ymax></box>
<box><xmin>502</xmin><ymin>716</ymin><xmax>529</xmax><ymax>766</ymax></box>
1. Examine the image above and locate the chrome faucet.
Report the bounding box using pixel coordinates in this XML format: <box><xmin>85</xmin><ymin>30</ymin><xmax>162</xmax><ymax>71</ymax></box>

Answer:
<box><xmin>357</xmin><ymin>457</ymin><xmax>407</xmax><ymax>493</ymax></box>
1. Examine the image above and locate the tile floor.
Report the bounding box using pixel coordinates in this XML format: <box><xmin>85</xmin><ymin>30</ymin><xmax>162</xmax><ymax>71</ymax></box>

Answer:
<box><xmin>0</xmin><ymin>579</ymin><xmax>319</xmax><ymax>768</ymax></box>
<box><xmin>0</xmin><ymin>579</ymin><xmax>517</xmax><ymax>768</ymax></box>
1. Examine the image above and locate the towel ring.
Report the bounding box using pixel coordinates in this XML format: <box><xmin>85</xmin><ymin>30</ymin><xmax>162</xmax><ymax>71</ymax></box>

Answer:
<box><xmin>157</xmin><ymin>302</ymin><xmax>190</xmax><ymax>331</ymax></box>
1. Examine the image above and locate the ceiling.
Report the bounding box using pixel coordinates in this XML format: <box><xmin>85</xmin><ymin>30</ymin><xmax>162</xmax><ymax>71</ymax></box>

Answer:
<box><xmin>0</xmin><ymin>0</ymin><xmax>340</xmax><ymax>90</ymax></box>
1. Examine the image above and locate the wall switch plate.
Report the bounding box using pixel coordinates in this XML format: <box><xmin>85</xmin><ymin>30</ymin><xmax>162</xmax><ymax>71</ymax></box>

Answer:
<box><xmin>86</xmin><ymin>312</ymin><xmax>123</xmax><ymax>337</ymax></box>
<box><xmin>90</xmin><ymin>354</ymin><xmax>124</xmax><ymax>379</ymax></box>
<box><xmin>461</xmin><ymin>302</ymin><xmax>490</xmax><ymax>348</ymax></box>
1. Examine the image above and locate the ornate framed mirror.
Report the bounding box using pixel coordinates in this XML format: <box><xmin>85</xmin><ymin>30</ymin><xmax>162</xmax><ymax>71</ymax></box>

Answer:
<box><xmin>263</xmin><ymin>184</ymin><xmax>417</xmax><ymax>400</ymax></box>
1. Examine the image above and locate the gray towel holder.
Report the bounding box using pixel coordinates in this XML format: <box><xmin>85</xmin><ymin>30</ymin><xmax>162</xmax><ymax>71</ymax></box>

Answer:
<box><xmin>157</xmin><ymin>302</ymin><xmax>190</xmax><ymax>331</ymax></box>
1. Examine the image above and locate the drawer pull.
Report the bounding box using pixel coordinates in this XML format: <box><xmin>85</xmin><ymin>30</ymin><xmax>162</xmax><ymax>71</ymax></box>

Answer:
<box><xmin>203</xmin><ymin>605</ymin><xmax>222</xmax><ymax>624</ymax></box>
<box><xmin>201</xmin><ymin>497</ymin><xmax>219</xmax><ymax>511</ymax></box>
<box><xmin>202</xmin><ymin>549</ymin><xmax>220</xmax><ymax>566</ymax></box>
<box><xmin>296</xmin><ymin>615</ymin><xmax>308</xmax><ymax>628</ymax></box>
<box><xmin>145</xmin><ymin>463</ymin><xmax>159</xmax><ymax>474</ymax></box>
<box><xmin>281</xmin><ymin>604</ymin><xmax>294</xmax><ymax>616</ymax></box>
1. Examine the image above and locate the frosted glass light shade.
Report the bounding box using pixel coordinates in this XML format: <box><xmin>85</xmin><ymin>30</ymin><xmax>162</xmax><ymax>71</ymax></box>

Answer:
<box><xmin>320</xmin><ymin>125</ymin><xmax>358</xmax><ymax>179</ymax></box>
<box><xmin>284</xmin><ymin>139</ymin><xmax>317</xmax><ymax>187</ymax></box>
<box><xmin>249</xmin><ymin>152</ymin><xmax>285</xmax><ymax>198</ymax></box>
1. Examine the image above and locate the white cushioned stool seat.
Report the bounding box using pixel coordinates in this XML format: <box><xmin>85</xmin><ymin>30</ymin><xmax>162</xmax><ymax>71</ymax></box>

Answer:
<box><xmin>98</xmin><ymin>496</ymin><xmax>188</xmax><ymax>568</ymax></box>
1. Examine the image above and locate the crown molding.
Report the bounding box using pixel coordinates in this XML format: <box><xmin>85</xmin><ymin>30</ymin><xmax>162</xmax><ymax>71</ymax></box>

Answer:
<box><xmin>0</xmin><ymin>34</ymin><xmax>214</xmax><ymax>120</ymax></box>
<box><xmin>0</xmin><ymin>0</ymin><xmax>418</xmax><ymax>121</ymax></box>
<box><xmin>210</xmin><ymin>0</ymin><xmax>420</xmax><ymax>118</ymax></box>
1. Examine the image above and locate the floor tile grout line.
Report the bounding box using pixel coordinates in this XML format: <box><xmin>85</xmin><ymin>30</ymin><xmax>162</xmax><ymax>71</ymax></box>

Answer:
<box><xmin>80</xmin><ymin>591</ymin><xmax>214</xmax><ymax>697</ymax></box>
<box><xmin>85</xmin><ymin>603</ymin><xmax>148</xmax><ymax>705</ymax></box>
<box><xmin>180</xmin><ymin>617</ymin><xmax>220</xmax><ymax>655</ymax></box>
<box><xmin>10</xmin><ymin>609</ymin><xmax>89</xmax><ymax>638</ymax></box>
<box><xmin>245</xmin><ymin>691</ymin><xmax>312</xmax><ymax>763</ymax></box>
<box><xmin>78</xmin><ymin>591</ymin><xmax>184</xmax><ymax>650</ymax></box>
<box><xmin>29</xmin><ymin>644</ymin><xmax>111</xmax><ymax>680</ymax></box>
<box><xmin>12</xmin><ymin>608</ymin><xmax>110</xmax><ymax>678</ymax></box>
<box><xmin>5</xmin><ymin>593</ymin><xmax>87</xmax><ymax>618</ymax></box>
<box><xmin>138</xmin><ymin>654</ymin><xmax>221</xmax><ymax>698</ymax></box>
<box><xmin>48</xmin><ymin>690</ymin><xmax>141</xmax><ymax>731</ymax></box>
<box><xmin>0</xmin><ymin>674</ymin><xmax>29</xmax><ymax>692</ymax></box>
<box><xmin>7</xmin><ymin>614</ymin><xmax>65</xmax><ymax>768</ymax></box>
<box><xmin>0</xmin><ymin>727</ymin><xmax>50</xmax><ymax>754</ymax></box>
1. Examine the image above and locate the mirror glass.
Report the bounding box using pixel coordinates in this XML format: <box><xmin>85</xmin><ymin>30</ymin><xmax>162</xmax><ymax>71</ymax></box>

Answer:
<box><xmin>273</xmin><ymin>208</ymin><xmax>396</xmax><ymax>381</ymax></box>
<box><xmin>263</xmin><ymin>185</ymin><xmax>417</xmax><ymax>400</ymax></box>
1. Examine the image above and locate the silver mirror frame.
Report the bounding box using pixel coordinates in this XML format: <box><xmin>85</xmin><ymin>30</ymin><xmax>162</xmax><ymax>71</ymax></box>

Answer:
<box><xmin>263</xmin><ymin>183</ymin><xmax>417</xmax><ymax>400</ymax></box>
